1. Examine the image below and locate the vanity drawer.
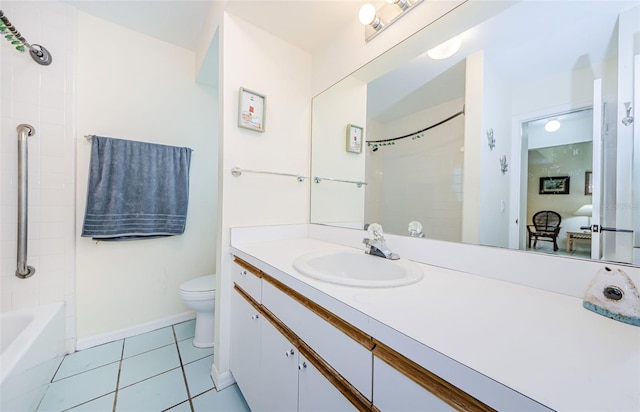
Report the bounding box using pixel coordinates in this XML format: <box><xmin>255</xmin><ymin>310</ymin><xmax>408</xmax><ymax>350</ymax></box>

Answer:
<box><xmin>261</xmin><ymin>279</ymin><xmax>373</xmax><ymax>400</ymax></box>
<box><xmin>232</xmin><ymin>257</ymin><xmax>262</xmax><ymax>302</ymax></box>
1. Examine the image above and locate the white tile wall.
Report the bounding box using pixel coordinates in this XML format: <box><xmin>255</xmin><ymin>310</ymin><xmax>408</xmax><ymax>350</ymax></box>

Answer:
<box><xmin>0</xmin><ymin>1</ymin><xmax>77</xmax><ymax>348</ymax></box>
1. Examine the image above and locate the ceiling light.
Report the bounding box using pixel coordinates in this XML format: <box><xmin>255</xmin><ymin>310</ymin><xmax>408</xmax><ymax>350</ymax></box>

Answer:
<box><xmin>359</xmin><ymin>4</ymin><xmax>383</xmax><ymax>30</ymax></box>
<box><xmin>544</xmin><ymin>119</ymin><xmax>561</xmax><ymax>132</ymax></box>
<box><xmin>426</xmin><ymin>36</ymin><xmax>462</xmax><ymax>60</ymax></box>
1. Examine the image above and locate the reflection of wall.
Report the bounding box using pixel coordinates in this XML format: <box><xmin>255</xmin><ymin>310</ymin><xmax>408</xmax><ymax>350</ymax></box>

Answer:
<box><xmin>478</xmin><ymin>52</ymin><xmax>512</xmax><ymax>248</ymax></box>
<box><xmin>311</xmin><ymin>76</ymin><xmax>367</xmax><ymax>226</ymax></box>
<box><xmin>365</xmin><ymin>98</ymin><xmax>464</xmax><ymax>241</ymax></box>
<box><xmin>527</xmin><ymin>142</ymin><xmax>593</xmax><ymax>251</ymax></box>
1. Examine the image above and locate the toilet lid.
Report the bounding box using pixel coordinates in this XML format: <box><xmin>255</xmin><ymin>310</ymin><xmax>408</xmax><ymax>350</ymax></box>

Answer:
<box><xmin>180</xmin><ymin>274</ymin><xmax>216</xmax><ymax>293</ymax></box>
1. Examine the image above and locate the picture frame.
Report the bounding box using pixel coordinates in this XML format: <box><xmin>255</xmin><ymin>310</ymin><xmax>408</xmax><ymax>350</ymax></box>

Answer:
<box><xmin>346</xmin><ymin>124</ymin><xmax>364</xmax><ymax>153</ymax></box>
<box><xmin>585</xmin><ymin>171</ymin><xmax>593</xmax><ymax>195</ymax></box>
<box><xmin>238</xmin><ymin>88</ymin><xmax>266</xmax><ymax>132</ymax></box>
<box><xmin>539</xmin><ymin>176</ymin><xmax>570</xmax><ymax>195</ymax></box>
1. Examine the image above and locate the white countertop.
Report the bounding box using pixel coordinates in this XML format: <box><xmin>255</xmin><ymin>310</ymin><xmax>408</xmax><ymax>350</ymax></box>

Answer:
<box><xmin>230</xmin><ymin>235</ymin><xmax>640</xmax><ymax>411</ymax></box>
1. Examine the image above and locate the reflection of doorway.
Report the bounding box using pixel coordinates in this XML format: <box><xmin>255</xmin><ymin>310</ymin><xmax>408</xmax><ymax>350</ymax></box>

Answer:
<box><xmin>519</xmin><ymin>108</ymin><xmax>594</xmax><ymax>256</ymax></box>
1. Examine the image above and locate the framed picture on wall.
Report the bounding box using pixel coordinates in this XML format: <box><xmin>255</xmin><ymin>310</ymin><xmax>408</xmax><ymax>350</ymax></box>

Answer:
<box><xmin>346</xmin><ymin>124</ymin><xmax>363</xmax><ymax>153</ymax></box>
<box><xmin>539</xmin><ymin>176</ymin><xmax>570</xmax><ymax>195</ymax></box>
<box><xmin>238</xmin><ymin>88</ymin><xmax>266</xmax><ymax>132</ymax></box>
<box><xmin>585</xmin><ymin>171</ymin><xmax>593</xmax><ymax>195</ymax></box>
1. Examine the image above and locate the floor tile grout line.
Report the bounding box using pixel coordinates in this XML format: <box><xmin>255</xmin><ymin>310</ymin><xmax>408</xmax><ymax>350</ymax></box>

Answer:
<box><xmin>122</xmin><ymin>341</ymin><xmax>177</xmax><ymax>360</ymax></box>
<box><xmin>173</xmin><ymin>324</ymin><xmax>196</xmax><ymax>412</ymax></box>
<box><xmin>112</xmin><ymin>339</ymin><xmax>126</xmax><ymax>412</ymax></box>
<box><xmin>59</xmin><ymin>392</ymin><xmax>115</xmax><ymax>412</ymax></box>
<box><xmin>49</xmin><ymin>358</ymin><xmax>121</xmax><ymax>383</ymax></box>
<box><xmin>51</xmin><ymin>339</ymin><xmax>124</xmax><ymax>383</ymax></box>
<box><xmin>36</xmin><ymin>322</ymin><xmax>200</xmax><ymax>412</ymax></box>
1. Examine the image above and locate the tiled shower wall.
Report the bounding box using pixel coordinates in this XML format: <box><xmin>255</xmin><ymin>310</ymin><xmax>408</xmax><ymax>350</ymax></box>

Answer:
<box><xmin>0</xmin><ymin>1</ymin><xmax>77</xmax><ymax>348</ymax></box>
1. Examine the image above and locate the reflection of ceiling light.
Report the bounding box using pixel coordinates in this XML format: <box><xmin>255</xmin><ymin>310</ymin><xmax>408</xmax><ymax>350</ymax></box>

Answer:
<box><xmin>427</xmin><ymin>36</ymin><xmax>462</xmax><ymax>60</ymax></box>
<box><xmin>544</xmin><ymin>119</ymin><xmax>561</xmax><ymax>132</ymax></box>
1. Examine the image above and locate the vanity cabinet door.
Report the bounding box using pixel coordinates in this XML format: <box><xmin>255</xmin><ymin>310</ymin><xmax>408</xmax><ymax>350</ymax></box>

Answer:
<box><xmin>262</xmin><ymin>280</ymin><xmax>373</xmax><ymax>400</ymax></box>
<box><xmin>230</xmin><ymin>288</ymin><xmax>262</xmax><ymax>410</ymax></box>
<box><xmin>257</xmin><ymin>317</ymin><xmax>299</xmax><ymax>412</ymax></box>
<box><xmin>298</xmin><ymin>353</ymin><xmax>357</xmax><ymax>412</ymax></box>
<box><xmin>373</xmin><ymin>356</ymin><xmax>455</xmax><ymax>411</ymax></box>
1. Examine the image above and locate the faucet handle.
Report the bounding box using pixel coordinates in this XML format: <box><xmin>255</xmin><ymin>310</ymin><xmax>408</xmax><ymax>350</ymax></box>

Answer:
<box><xmin>367</xmin><ymin>223</ymin><xmax>384</xmax><ymax>240</ymax></box>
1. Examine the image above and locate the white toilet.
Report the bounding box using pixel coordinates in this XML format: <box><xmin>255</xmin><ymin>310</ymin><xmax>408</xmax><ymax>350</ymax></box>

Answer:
<box><xmin>179</xmin><ymin>274</ymin><xmax>216</xmax><ymax>348</ymax></box>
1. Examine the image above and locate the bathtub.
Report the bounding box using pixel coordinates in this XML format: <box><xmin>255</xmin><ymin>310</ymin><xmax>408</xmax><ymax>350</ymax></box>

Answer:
<box><xmin>1</xmin><ymin>302</ymin><xmax>66</xmax><ymax>412</ymax></box>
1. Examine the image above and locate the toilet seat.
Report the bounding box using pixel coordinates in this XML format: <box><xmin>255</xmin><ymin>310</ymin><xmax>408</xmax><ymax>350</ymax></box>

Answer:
<box><xmin>180</xmin><ymin>274</ymin><xmax>216</xmax><ymax>294</ymax></box>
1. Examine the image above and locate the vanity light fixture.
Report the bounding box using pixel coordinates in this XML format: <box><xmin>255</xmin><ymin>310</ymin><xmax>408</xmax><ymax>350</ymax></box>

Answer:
<box><xmin>359</xmin><ymin>3</ymin><xmax>384</xmax><ymax>31</ymax></box>
<box><xmin>359</xmin><ymin>0</ymin><xmax>423</xmax><ymax>42</ymax></box>
<box><xmin>386</xmin><ymin>0</ymin><xmax>410</xmax><ymax>11</ymax></box>
<box><xmin>544</xmin><ymin>119</ymin><xmax>561</xmax><ymax>132</ymax></box>
<box><xmin>426</xmin><ymin>36</ymin><xmax>462</xmax><ymax>60</ymax></box>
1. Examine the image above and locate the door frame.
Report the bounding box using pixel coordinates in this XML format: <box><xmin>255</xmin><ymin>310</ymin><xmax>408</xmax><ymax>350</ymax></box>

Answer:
<box><xmin>508</xmin><ymin>102</ymin><xmax>594</xmax><ymax>251</ymax></box>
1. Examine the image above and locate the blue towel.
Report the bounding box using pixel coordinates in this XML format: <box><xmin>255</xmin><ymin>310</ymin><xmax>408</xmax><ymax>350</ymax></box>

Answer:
<box><xmin>81</xmin><ymin>136</ymin><xmax>193</xmax><ymax>241</ymax></box>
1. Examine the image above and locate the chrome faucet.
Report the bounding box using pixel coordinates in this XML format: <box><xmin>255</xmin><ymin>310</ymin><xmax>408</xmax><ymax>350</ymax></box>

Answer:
<box><xmin>408</xmin><ymin>220</ymin><xmax>425</xmax><ymax>238</ymax></box>
<box><xmin>363</xmin><ymin>223</ymin><xmax>400</xmax><ymax>260</ymax></box>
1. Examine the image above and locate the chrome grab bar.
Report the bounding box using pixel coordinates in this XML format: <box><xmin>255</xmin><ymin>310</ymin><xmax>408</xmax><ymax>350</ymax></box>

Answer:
<box><xmin>16</xmin><ymin>124</ymin><xmax>36</xmax><ymax>279</ymax></box>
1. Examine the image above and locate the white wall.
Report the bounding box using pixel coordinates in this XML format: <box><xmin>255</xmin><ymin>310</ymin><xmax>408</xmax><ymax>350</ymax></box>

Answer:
<box><xmin>0</xmin><ymin>0</ymin><xmax>77</xmax><ymax>349</ymax></box>
<box><xmin>75</xmin><ymin>13</ymin><xmax>218</xmax><ymax>341</ymax></box>
<box><xmin>214</xmin><ymin>12</ymin><xmax>311</xmax><ymax>387</ymax></box>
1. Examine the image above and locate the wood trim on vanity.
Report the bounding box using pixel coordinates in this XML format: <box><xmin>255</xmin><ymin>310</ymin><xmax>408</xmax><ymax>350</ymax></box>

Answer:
<box><xmin>296</xmin><ymin>338</ymin><xmax>378</xmax><ymax>412</ymax></box>
<box><xmin>373</xmin><ymin>340</ymin><xmax>495</xmax><ymax>412</ymax></box>
<box><xmin>260</xmin><ymin>271</ymin><xmax>376</xmax><ymax>351</ymax></box>
<box><xmin>233</xmin><ymin>282</ymin><xmax>373</xmax><ymax>412</ymax></box>
<box><xmin>234</xmin><ymin>256</ymin><xmax>263</xmax><ymax>278</ymax></box>
<box><xmin>233</xmin><ymin>256</ymin><xmax>494</xmax><ymax>412</ymax></box>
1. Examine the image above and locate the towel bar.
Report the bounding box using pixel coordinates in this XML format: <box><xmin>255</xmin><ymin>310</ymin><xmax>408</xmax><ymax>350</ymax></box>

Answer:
<box><xmin>231</xmin><ymin>167</ymin><xmax>308</xmax><ymax>182</ymax></box>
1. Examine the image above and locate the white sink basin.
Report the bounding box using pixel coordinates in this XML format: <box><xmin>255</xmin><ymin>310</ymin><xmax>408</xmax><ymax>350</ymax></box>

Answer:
<box><xmin>292</xmin><ymin>249</ymin><xmax>423</xmax><ymax>288</ymax></box>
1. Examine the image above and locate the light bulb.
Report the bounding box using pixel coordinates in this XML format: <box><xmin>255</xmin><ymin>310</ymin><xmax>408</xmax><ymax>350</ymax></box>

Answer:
<box><xmin>359</xmin><ymin>3</ymin><xmax>376</xmax><ymax>25</ymax></box>
<box><xmin>427</xmin><ymin>36</ymin><xmax>462</xmax><ymax>60</ymax></box>
<box><xmin>544</xmin><ymin>119</ymin><xmax>561</xmax><ymax>132</ymax></box>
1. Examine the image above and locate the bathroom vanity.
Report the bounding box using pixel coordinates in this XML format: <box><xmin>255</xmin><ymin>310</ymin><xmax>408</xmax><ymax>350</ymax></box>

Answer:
<box><xmin>228</xmin><ymin>224</ymin><xmax>640</xmax><ymax>411</ymax></box>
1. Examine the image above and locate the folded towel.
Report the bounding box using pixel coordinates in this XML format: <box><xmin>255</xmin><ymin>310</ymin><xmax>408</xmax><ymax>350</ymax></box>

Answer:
<box><xmin>81</xmin><ymin>136</ymin><xmax>193</xmax><ymax>241</ymax></box>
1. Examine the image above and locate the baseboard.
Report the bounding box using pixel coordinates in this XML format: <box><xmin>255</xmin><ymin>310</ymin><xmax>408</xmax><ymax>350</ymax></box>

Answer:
<box><xmin>75</xmin><ymin>311</ymin><xmax>196</xmax><ymax>351</ymax></box>
<box><xmin>211</xmin><ymin>363</ymin><xmax>236</xmax><ymax>390</ymax></box>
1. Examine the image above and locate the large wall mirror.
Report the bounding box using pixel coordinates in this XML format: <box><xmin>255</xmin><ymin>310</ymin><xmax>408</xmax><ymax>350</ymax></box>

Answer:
<box><xmin>311</xmin><ymin>0</ymin><xmax>640</xmax><ymax>266</ymax></box>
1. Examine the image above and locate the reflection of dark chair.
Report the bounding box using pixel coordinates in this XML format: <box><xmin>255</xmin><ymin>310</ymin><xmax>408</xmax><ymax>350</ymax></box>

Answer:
<box><xmin>527</xmin><ymin>211</ymin><xmax>562</xmax><ymax>251</ymax></box>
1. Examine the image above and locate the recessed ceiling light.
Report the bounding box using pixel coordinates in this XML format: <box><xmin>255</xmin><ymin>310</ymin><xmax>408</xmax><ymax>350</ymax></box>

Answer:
<box><xmin>545</xmin><ymin>119</ymin><xmax>561</xmax><ymax>132</ymax></box>
<box><xmin>427</xmin><ymin>36</ymin><xmax>462</xmax><ymax>60</ymax></box>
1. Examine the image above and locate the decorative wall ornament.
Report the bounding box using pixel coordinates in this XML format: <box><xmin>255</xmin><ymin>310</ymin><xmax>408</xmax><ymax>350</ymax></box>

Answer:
<box><xmin>486</xmin><ymin>128</ymin><xmax>495</xmax><ymax>150</ymax></box>
<box><xmin>238</xmin><ymin>88</ymin><xmax>266</xmax><ymax>132</ymax></box>
<box><xmin>539</xmin><ymin>176</ymin><xmax>570</xmax><ymax>195</ymax></box>
<box><xmin>346</xmin><ymin>124</ymin><xmax>364</xmax><ymax>153</ymax></box>
<box><xmin>499</xmin><ymin>155</ymin><xmax>508</xmax><ymax>174</ymax></box>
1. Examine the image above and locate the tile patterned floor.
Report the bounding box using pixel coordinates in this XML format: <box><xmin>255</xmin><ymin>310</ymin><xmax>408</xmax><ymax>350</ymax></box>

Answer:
<box><xmin>37</xmin><ymin>320</ymin><xmax>250</xmax><ymax>412</ymax></box>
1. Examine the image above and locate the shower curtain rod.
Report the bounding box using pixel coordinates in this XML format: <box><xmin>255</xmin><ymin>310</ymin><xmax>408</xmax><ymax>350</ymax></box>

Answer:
<box><xmin>0</xmin><ymin>10</ymin><xmax>52</xmax><ymax>65</ymax></box>
<box><xmin>366</xmin><ymin>106</ymin><xmax>465</xmax><ymax>148</ymax></box>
